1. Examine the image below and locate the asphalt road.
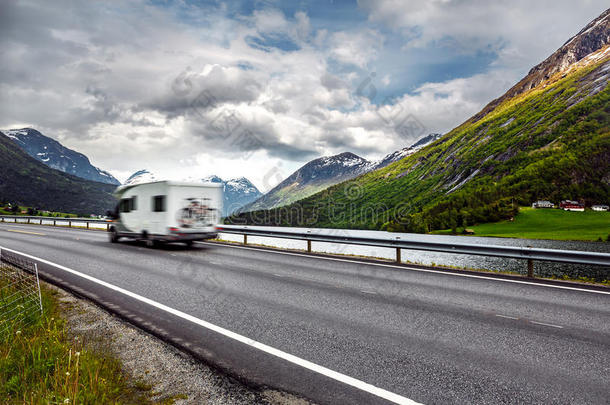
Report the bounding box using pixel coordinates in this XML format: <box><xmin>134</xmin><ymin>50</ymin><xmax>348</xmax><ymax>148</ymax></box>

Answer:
<box><xmin>1</xmin><ymin>222</ymin><xmax>609</xmax><ymax>404</ymax></box>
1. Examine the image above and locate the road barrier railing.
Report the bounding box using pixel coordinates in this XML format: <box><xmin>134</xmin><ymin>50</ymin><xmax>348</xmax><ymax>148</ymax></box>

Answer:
<box><xmin>0</xmin><ymin>215</ymin><xmax>111</xmax><ymax>230</ymax></box>
<box><xmin>216</xmin><ymin>225</ymin><xmax>610</xmax><ymax>278</ymax></box>
<box><xmin>2</xmin><ymin>216</ymin><xmax>608</xmax><ymax>278</ymax></box>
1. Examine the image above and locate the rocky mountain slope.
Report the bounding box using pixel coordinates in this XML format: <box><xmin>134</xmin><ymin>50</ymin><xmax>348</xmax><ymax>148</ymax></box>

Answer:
<box><xmin>201</xmin><ymin>175</ymin><xmax>262</xmax><ymax>216</ymax></box>
<box><xmin>231</xmin><ymin>10</ymin><xmax>610</xmax><ymax>231</ymax></box>
<box><xmin>0</xmin><ymin>131</ymin><xmax>117</xmax><ymax>215</ymax></box>
<box><xmin>124</xmin><ymin>169</ymin><xmax>157</xmax><ymax>185</ymax></box>
<box><xmin>4</xmin><ymin>128</ymin><xmax>120</xmax><ymax>185</ymax></box>
<box><xmin>373</xmin><ymin>133</ymin><xmax>443</xmax><ymax>170</ymax></box>
<box><xmin>242</xmin><ymin>134</ymin><xmax>442</xmax><ymax>212</ymax></box>
<box><xmin>242</xmin><ymin>152</ymin><xmax>371</xmax><ymax>212</ymax></box>
<box><xmin>472</xmin><ymin>8</ymin><xmax>610</xmax><ymax>122</ymax></box>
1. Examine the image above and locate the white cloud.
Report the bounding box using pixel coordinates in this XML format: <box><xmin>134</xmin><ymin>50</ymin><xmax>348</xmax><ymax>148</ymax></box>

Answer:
<box><xmin>358</xmin><ymin>0</ymin><xmax>608</xmax><ymax>69</ymax></box>
<box><xmin>328</xmin><ymin>29</ymin><xmax>384</xmax><ymax>68</ymax></box>
<box><xmin>1</xmin><ymin>0</ymin><xmax>607</xmax><ymax>190</ymax></box>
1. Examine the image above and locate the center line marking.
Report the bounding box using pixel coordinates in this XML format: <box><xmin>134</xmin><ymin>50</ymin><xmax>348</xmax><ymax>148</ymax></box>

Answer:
<box><xmin>495</xmin><ymin>314</ymin><xmax>519</xmax><ymax>320</ymax></box>
<box><xmin>530</xmin><ymin>321</ymin><xmax>563</xmax><ymax>329</ymax></box>
<box><xmin>5</xmin><ymin>229</ymin><xmax>46</xmax><ymax>236</ymax></box>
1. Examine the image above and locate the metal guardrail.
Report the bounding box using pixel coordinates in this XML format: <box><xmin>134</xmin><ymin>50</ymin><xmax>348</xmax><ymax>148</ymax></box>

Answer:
<box><xmin>2</xmin><ymin>216</ymin><xmax>608</xmax><ymax>277</ymax></box>
<box><xmin>0</xmin><ymin>215</ymin><xmax>111</xmax><ymax>230</ymax></box>
<box><xmin>217</xmin><ymin>225</ymin><xmax>610</xmax><ymax>277</ymax></box>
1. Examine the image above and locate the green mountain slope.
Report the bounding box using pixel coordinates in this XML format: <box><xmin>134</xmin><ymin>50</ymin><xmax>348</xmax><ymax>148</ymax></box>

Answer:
<box><xmin>230</xmin><ymin>51</ymin><xmax>610</xmax><ymax>231</ymax></box>
<box><xmin>0</xmin><ymin>131</ymin><xmax>117</xmax><ymax>215</ymax></box>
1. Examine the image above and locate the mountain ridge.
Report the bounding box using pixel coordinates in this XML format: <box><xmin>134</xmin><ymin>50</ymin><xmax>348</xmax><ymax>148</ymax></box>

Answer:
<box><xmin>4</xmin><ymin>128</ymin><xmax>120</xmax><ymax>185</ymax></box>
<box><xmin>242</xmin><ymin>134</ymin><xmax>442</xmax><ymax>212</ymax></box>
<box><xmin>0</xmin><ymin>131</ymin><xmax>117</xmax><ymax>215</ymax></box>
<box><xmin>472</xmin><ymin>8</ymin><xmax>610</xmax><ymax>122</ymax></box>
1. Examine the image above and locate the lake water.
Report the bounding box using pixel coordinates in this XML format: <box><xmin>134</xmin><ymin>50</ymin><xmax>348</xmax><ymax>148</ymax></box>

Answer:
<box><xmin>219</xmin><ymin>225</ymin><xmax>610</xmax><ymax>281</ymax></box>
<box><xmin>8</xmin><ymin>218</ymin><xmax>606</xmax><ymax>281</ymax></box>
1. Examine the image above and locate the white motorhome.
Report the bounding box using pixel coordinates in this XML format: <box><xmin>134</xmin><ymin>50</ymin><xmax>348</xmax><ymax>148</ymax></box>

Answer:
<box><xmin>108</xmin><ymin>181</ymin><xmax>223</xmax><ymax>247</ymax></box>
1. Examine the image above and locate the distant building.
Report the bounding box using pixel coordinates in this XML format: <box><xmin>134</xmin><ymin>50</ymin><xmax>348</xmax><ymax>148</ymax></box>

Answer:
<box><xmin>592</xmin><ymin>204</ymin><xmax>609</xmax><ymax>211</ymax></box>
<box><xmin>532</xmin><ymin>200</ymin><xmax>555</xmax><ymax>208</ymax></box>
<box><xmin>559</xmin><ymin>200</ymin><xmax>585</xmax><ymax>211</ymax></box>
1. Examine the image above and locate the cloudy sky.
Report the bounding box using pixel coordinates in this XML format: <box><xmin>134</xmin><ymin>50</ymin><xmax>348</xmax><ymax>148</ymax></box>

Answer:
<box><xmin>0</xmin><ymin>0</ymin><xmax>607</xmax><ymax>190</ymax></box>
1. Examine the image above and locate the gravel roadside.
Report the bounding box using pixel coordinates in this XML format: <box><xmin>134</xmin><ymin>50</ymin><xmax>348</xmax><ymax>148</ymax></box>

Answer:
<box><xmin>47</xmin><ymin>281</ymin><xmax>314</xmax><ymax>404</ymax></box>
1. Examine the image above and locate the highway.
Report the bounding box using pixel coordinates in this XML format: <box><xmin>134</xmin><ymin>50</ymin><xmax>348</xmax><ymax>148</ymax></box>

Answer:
<box><xmin>1</xmin><ymin>222</ymin><xmax>609</xmax><ymax>404</ymax></box>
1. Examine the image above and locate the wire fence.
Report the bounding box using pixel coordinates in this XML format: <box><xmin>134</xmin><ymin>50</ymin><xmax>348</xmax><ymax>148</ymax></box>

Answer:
<box><xmin>0</xmin><ymin>250</ymin><xmax>43</xmax><ymax>336</ymax></box>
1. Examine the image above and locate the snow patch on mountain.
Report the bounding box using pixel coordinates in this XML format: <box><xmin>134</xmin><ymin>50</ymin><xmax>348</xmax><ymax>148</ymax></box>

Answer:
<box><xmin>124</xmin><ymin>169</ymin><xmax>157</xmax><ymax>185</ymax></box>
<box><xmin>4</xmin><ymin>128</ymin><xmax>120</xmax><ymax>185</ymax></box>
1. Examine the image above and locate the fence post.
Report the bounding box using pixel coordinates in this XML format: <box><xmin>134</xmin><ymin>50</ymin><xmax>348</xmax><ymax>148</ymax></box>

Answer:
<box><xmin>307</xmin><ymin>240</ymin><xmax>312</xmax><ymax>253</ymax></box>
<box><xmin>527</xmin><ymin>259</ymin><xmax>534</xmax><ymax>278</ymax></box>
<box><xmin>243</xmin><ymin>234</ymin><xmax>247</xmax><ymax>245</ymax></box>
<box><xmin>396</xmin><ymin>247</ymin><xmax>401</xmax><ymax>263</ymax></box>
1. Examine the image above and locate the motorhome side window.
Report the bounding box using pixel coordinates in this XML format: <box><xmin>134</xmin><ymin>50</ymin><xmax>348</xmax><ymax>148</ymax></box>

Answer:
<box><xmin>119</xmin><ymin>198</ymin><xmax>131</xmax><ymax>213</ymax></box>
<box><xmin>131</xmin><ymin>196</ymin><xmax>137</xmax><ymax>211</ymax></box>
<box><xmin>119</xmin><ymin>197</ymin><xmax>136</xmax><ymax>213</ymax></box>
<box><xmin>153</xmin><ymin>195</ymin><xmax>166</xmax><ymax>212</ymax></box>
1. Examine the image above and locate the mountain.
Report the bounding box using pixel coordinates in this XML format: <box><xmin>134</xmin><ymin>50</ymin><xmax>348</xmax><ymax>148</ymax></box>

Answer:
<box><xmin>124</xmin><ymin>169</ymin><xmax>157</xmax><ymax>185</ymax></box>
<box><xmin>242</xmin><ymin>152</ymin><xmax>372</xmax><ymax>212</ymax></box>
<box><xmin>4</xmin><ymin>128</ymin><xmax>120</xmax><ymax>185</ymax></box>
<box><xmin>231</xmin><ymin>9</ymin><xmax>610</xmax><ymax>232</ymax></box>
<box><xmin>242</xmin><ymin>134</ymin><xmax>442</xmax><ymax>212</ymax></box>
<box><xmin>472</xmin><ymin>8</ymin><xmax>610</xmax><ymax>122</ymax></box>
<box><xmin>201</xmin><ymin>175</ymin><xmax>262</xmax><ymax>216</ymax></box>
<box><xmin>374</xmin><ymin>133</ymin><xmax>443</xmax><ymax>170</ymax></box>
<box><xmin>123</xmin><ymin>171</ymin><xmax>261</xmax><ymax>216</ymax></box>
<box><xmin>0</xmin><ymin>131</ymin><xmax>117</xmax><ymax>215</ymax></box>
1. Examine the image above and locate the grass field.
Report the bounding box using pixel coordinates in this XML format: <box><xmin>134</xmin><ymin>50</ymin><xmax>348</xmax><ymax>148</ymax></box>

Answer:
<box><xmin>433</xmin><ymin>207</ymin><xmax>610</xmax><ymax>241</ymax></box>
<box><xmin>0</xmin><ymin>268</ymin><xmax>162</xmax><ymax>404</ymax></box>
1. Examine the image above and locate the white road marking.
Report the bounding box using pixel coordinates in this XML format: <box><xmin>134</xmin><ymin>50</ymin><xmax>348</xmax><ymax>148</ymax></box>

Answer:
<box><xmin>200</xmin><ymin>241</ymin><xmax>610</xmax><ymax>295</ymax></box>
<box><xmin>361</xmin><ymin>290</ymin><xmax>378</xmax><ymax>295</ymax></box>
<box><xmin>530</xmin><ymin>321</ymin><xmax>564</xmax><ymax>329</ymax></box>
<box><xmin>0</xmin><ymin>245</ymin><xmax>420</xmax><ymax>405</ymax></box>
<box><xmin>495</xmin><ymin>314</ymin><xmax>519</xmax><ymax>320</ymax></box>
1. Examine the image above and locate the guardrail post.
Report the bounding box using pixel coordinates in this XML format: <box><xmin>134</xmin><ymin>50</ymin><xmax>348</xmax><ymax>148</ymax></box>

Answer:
<box><xmin>40</xmin><ymin>219</ymin><xmax>42</xmax><ymax>225</ymax></box>
<box><xmin>307</xmin><ymin>240</ymin><xmax>312</xmax><ymax>253</ymax></box>
<box><xmin>107</xmin><ymin>223</ymin><xmax>110</xmax><ymax>231</ymax></box>
<box><xmin>527</xmin><ymin>259</ymin><xmax>534</xmax><ymax>278</ymax></box>
<box><xmin>86</xmin><ymin>222</ymin><xmax>89</xmax><ymax>229</ymax></box>
<box><xmin>68</xmin><ymin>220</ymin><xmax>72</xmax><ymax>228</ymax></box>
<box><xmin>53</xmin><ymin>220</ymin><xmax>56</xmax><ymax>226</ymax></box>
<box><xmin>243</xmin><ymin>234</ymin><xmax>247</xmax><ymax>244</ymax></box>
<box><xmin>27</xmin><ymin>218</ymin><xmax>30</xmax><ymax>224</ymax></box>
<box><xmin>396</xmin><ymin>247</ymin><xmax>401</xmax><ymax>263</ymax></box>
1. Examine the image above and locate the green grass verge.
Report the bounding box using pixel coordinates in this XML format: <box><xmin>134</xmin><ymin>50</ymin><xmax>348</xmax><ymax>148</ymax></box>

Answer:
<box><xmin>433</xmin><ymin>207</ymin><xmax>610</xmax><ymax>241</ymax></box>
<box><xmin>0</xmin><ymin>280</ymin><xmax>164</xmax><ymax>404</ymax></box>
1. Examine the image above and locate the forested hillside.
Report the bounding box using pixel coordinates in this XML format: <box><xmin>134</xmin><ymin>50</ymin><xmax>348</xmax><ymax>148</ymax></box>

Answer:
<box><xmin>231</xmin><ymin>51</ymin><xmax>610</xmax><ymax>231</ymax></box>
